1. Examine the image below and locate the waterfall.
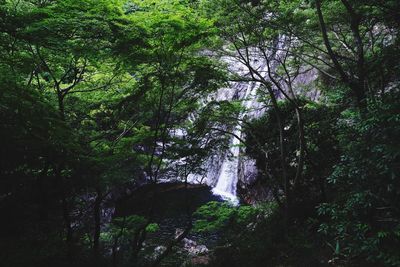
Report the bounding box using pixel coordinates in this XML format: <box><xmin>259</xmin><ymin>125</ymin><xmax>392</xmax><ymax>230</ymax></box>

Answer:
<box><xmin>211</xmin><ymin>81</ymin><xmax>259</xmax><ymax>204</ymax></box>
<box><xmin>186</xmin><ymin>44</ymin><xmax>317</xmax><ymax>203</ymax></box>
<box><xmin>211</xmin><ymin>125</ymin><xmax>241</xmax><ymax>204</ymax></box>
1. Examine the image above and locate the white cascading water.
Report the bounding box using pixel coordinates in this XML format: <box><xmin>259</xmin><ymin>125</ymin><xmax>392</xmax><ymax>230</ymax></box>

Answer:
<box><xmin>187</xmin><ymin>43</ymin><xmax>317</xmax><ymax>204</ymax></box>
<box><xmin>211</xmin><ymin>81</ymin><xmax>259</xmax><ymax>204</ymax></box>
<box><xmin>211</xmin><ymin>125</ymin><xmax>242</xmax><ymax>204</ymax></box>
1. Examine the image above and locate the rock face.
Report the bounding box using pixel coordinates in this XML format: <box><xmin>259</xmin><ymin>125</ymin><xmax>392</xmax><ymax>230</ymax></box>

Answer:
<box><xmin>174</xmin><ymin>228</ymin><xmax>209</xmax><ymax>256</ymax></box>
<box><xmin>187</xmin><ymin>55</ymin><xmax>266</xmax><ymax>203</ymax></box>
<box><xmin>153</xmin><ymin>245</ymin><xmax>167</xmax><ymax>258</ymax></box>
<box><xmin>158</xmin><ymin>38</ymin><xmax>320</xmax><ymax>203</ymax></box>
<box><xmin>237</xmin><ymin>177</ymin><xmax>274</xmax><ymax>205</ymax></box>
<box><xmin>182</xmin><ymin>237</ymin><xmax>209</xmax><ymax>255</ymax></box>
<box><xmin>191</xmin><ymin>44</ymin><xmax>319</xmax><ymax>203</ymax></box>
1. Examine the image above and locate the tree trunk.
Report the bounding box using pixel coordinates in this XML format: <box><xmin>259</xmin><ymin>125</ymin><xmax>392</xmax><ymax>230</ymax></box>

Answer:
<box><xmin>93</xmin><ymin>188</ymin><xmax>102</xmax><ymax>258</ymax></box>
<box><xmin>293</xmin><ymin>107</ymin><xmax>305</xmax><ymax>189</ymax></box>
<box><xmin>37</xmin><ymin>162</ymin><xmax>50</xmax><ymax>220</ymax></box>
<box><xmin>316</xmin><ymin>0</ymin><xmax>367</xmax><ymax>111</ymax></box>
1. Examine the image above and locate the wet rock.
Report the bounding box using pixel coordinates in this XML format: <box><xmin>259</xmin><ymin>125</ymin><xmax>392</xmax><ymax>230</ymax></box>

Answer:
<box><xmin>182</xmin><ymin>237</ymin><xmax>209</xmax><ymax>255</ymax></box>
<box><xmin>152</xmin><ymin>245</ymin><xmax>167</xmax><ymax>259</ymax></box>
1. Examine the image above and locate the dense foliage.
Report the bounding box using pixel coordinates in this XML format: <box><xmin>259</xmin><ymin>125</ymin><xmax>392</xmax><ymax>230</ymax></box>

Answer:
<box><xmin>0</xmin><ymin>0</ymin><xmax>399</xmax><ymax>266</ymax></box>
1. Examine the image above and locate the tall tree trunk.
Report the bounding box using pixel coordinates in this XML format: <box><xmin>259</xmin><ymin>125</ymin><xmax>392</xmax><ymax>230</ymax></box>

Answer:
<box><xmin>93</xmin><ymin>188</ymin><xmax>102</xmax><ymax>258</ymax></box>
<box><xmin>55</xmin><ymin>92</ymin><xmax>73</xmax><ymax>259</ymax></box>
<box><xmin>60</xmin><ymin>181</ymin><xmax>73</xmax><ymax>260</ymax></box>
<box><xmin>293</xmin><ymin>107</ymin><xmax>305</xmax><ymax>190</ymax></box>
<box><xmin>37</xmin><ymin>162</ymin><xmax>50</xmax><ymax>220</ymax></box>
<box><xmin>131</xmin><ymin>227</ymin><xmax>148</xmax><ymax>263</ymax></box>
